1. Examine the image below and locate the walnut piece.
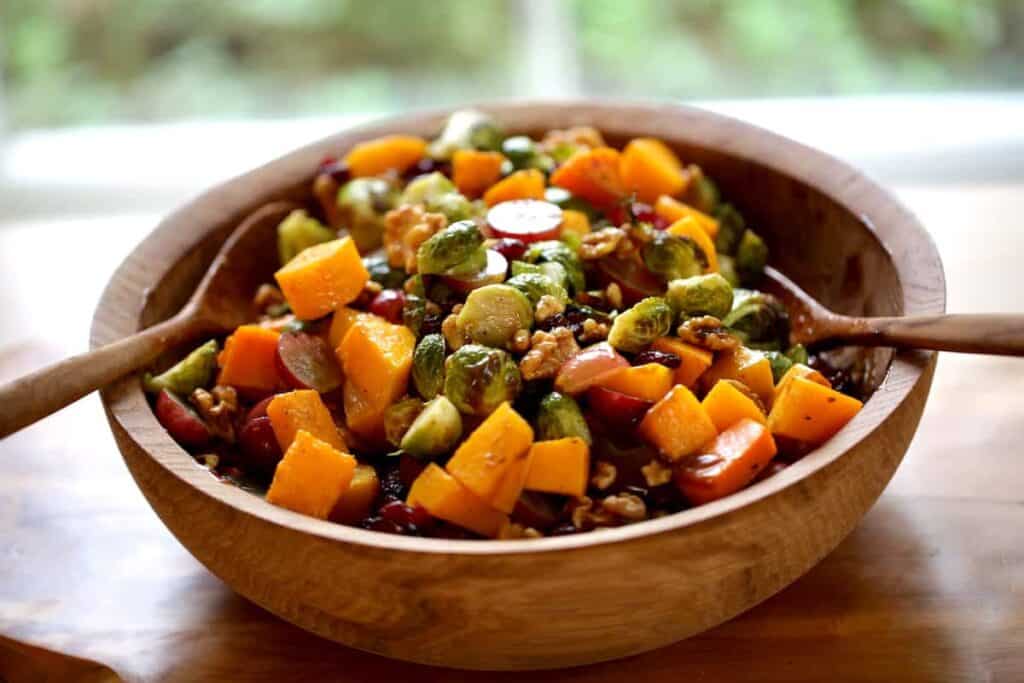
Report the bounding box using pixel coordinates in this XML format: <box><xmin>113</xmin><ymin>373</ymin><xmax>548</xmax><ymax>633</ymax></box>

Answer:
<box><xmin>498</xmin><ymin>522</ymin><xmax>543</xmax><ymax>540</ymax></box>
<box><xmin>383</xmin><ymin>204</ymin><xmax>447</xmax><ymax>273</ymax></box>
<box><xmin>591</xmin><ymin>461</ymin><xmax>617</xmax><ymax>490</ymax></box>
<box><xmin>579</xmin><ymin>318</ymin><xmax>609</xmax><ymax>343</ymax></box>
<box><xmin>677</xmin><ymin>315</ymin><xmax>740</xmax><ymax>351</ymax></box>
<box><xmin>600</xmin><ymin>493</ymin><xmax>647</xmax><ymax>522</ymax></box>
<box><xmin>190</xmin><ymin>385</ymin><xmax>239</xmax><ymax>443</ymax></box>
<box><xmin>567</xmin><ymin>496</ymin><xmax>619</xmax><ymax>531</ymax></box>
<box><xmin>641</xmin><ymin>459</ymin><xmax>674</xmax><ymax>487</ymax></box>
<box><xmin>579</xmin><ymin>227</ymin><xmax>626</xmax><ymax>260</ymax></box>
<box><xmin>519</xmin><ymin>327</ymin><xmax>580</xmax><ymax>381</ymax></box>
<box><xmin>441</xmin><ymin>312</ymin><xmax>468</xmax><ymax>351</ymax></box>
<box><xmin>534</xmin><ymin>294</ymin><xmax>566</xmax><ymax>323</ymax></box>
<box><xmin>509</xmin><ymin>328</ymin><xmax>532</xmax><ymax>354</ymax></box>
<box><xmin>604</xmin><ymin>282</ymin><xmax>623</xmax><ymax>311</ymax></box>
<box><xmin>253</xmin><ymin>283</ymin><xmax>285</xmax><ymax>313</ymax></box>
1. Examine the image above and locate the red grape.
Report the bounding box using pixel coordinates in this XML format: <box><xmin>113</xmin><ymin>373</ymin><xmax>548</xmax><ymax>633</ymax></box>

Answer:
<box><xmin>368</xmin><ymin>289</ymin><xmax>406</xmax><ymax>324</ymax></box>
<box><xmin>489</xmin><ymin>237</ymin><xmax>528</xmax><ymax>262</ymax></box>
<box><xmin>275</xmin><ymin>332</ymin><xmax>343</xmax><ymax>393</ymax></box>
<box><xmin>155</xmin><ymin>390</ymin><xmax>211</xmax><ymax>448</ymax></box>
<box><xmin>554</xmin><ymin>342</ymin><xmax>629</xmax><ymax>395</ymax></box>
<box><xmin>237</xmin><ymin>415</ymin><xmax>283</xmax><ymax>474</ymax></box>
<box><xmin>487</xmin><ymin>200</ymin><xmax>563</xmax><ymax>243</ymax></box>
<box><xmin>443</xmin><ymin>249</ymin><xmax>508</xmax><ymax>293</ymax></box>
<box><xmin>587</xmin><ymin>385</ymin><xmax>653</xmax><ymax>429</ymax></box>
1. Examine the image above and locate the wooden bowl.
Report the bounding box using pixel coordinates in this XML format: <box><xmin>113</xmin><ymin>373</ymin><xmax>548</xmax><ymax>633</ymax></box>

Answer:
<box><xmin>92</xmin><ymin>101</ymin><xmax>944</xmax><ymax>671</ymax></box>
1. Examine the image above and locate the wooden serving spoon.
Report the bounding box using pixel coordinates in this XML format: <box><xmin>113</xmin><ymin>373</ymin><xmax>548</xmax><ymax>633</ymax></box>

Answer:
<box><xmin>0</xmin><ymin>202</ymin><xmax>300</xmax><ymax>439</ymax></box>
<box><xmin>764</xmin><ymin>267</ymin><xmax>1024</xmax><ymax>355</ymax></box>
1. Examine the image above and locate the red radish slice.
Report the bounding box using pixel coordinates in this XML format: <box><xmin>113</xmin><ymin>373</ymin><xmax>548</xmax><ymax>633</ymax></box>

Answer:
<box><xmin>595</xmin><ymin>256</ymin><xmax>664</xmax><ymax>306</ymax></box>
<box><xmin>554</xmin><ymin>342</ymin><xmax>629</xmax><ymax>395</ymax></box>
<box><xmin>155</xmin><ymin>390</ymin><xmax>210</xmax><ymax>448</ymax></box>
<box><xmin>587</xmin><ymin>385</ymin><xmax>653</xmax><ymax>429</ymax></box>
<box><xmin>275</xmin><ymin>332</ymin><xmax>343</xmax><ymax>393</ymax></box>
<box><xmin>443</xmin><ymin>249</ymin><xmax>508</xmax><ymax>293</ymax></box>
<box><xmin>487</xmin><ymin>199</ymin><xmax>564</xmax><ymax>243</ymax></box>
<box><xmin>369</xmin><ymin>289</ymin><xmax>406</xmax><ymax>323</ymax></box>
<box><xmin>237</xmin><ymin>415</ymin><xmax>283</xmax><ymax>474</ymax></box>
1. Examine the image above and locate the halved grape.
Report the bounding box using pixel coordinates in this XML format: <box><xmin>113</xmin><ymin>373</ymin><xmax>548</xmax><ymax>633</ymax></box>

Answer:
<box><xmin>237</xmin><ymin>415</ymin><xmax>283</xmax><ymax>474</ymax></box>
<box><xmin>487</xmin><ymin>200</ymin><xmax>563</xmax><ymax>243</ymax></box>
<box><xmin>369</xmin><ymin>289</ymin><xmax>406</xmax><ymax>324</ymax></box>
<box><xmin>275</xmin><ymin>332</ymin><xmax>343</xmax><ymax>393</ymax></box>
<box><xmin>442</xmin><ymin>249</ymin><xmax>508</xmax><ymax>293</ymax></box>
<box><xmin>155</xmin><ymin>390</ymin><xmax>210</xmax><ymax>448</ymax></box>
<box><xmin>586</xmin><ymin>385</ymin><xmax>653</xmax><ymax>430</ymax></box>
<box><xmin>554</xmin><ymin>342</ymin><xmax>629</xmax><ymax>395</ymax></box>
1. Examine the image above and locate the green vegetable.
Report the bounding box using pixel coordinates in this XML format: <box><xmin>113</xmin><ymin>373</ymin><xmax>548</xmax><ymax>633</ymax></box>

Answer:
<box><xmin>276</xmin><ymin>209</ymin><xmax>335</xmax><ymax>266</ymax></box>
<box><xmin>412</xmin><ymin>333</ymin><xmax>446</xmax><ymax>400</ymax></box>
<box><xmin>383</xmin><ymin>397</ymin><xmax>424</xmax><ymax>448</ymax></box>
<box><xmin>337</xmin><ymin>177</ymin><xmax>398</xmax><ymax>252</ymax></box>
<box><xmin>400</xmin><ymin>396</ymin><xmax>463</xmax><ymax>458</ymax></box>
<box><xmin>523</xmin><ymin>240</ymin><xmax>585</xmax><ymax>294</ymax></box>
<box><xmin>764</xmin><ymin>351</ymin><xmax>793</xmax><ymax>383</ymax></box>
<box><xmin>402</xmin><ymin>294</ymin><xmax>427</xmax><ymax>337</ymax></box>
<box><xmin>544</xmin><ymin>186</ymin><xmax>597</xmax><ymax>218</ymax></box>
<box><xmin>713</xmin><ymin>203</ymin><xmax>746</xmax><ymax>255</ymax></box>
<box><xmin>735</xmin><ymin>229</ymin><xmax>768</xmax><ymax>286</ymax></box>
<box><xmin>428</xmin><ymin>109</ymin><xmax>504</xmax><ymax>159</ymax></box>
<box><xmin>405</xmin><ymin>273</ymin><xmax>426</xmax><ymax>298</ymax></box>
<box><xmin>426</xmin><ymin>192</ymin><xmax>474</xmax><ymax>222</ymax></box>
<box><xmin>416</xmin><ymin>220</ymin><xmax>484</xmax><ymax>275</ymax></box>
<box><xmin>506</xmin><ymin>272</ymin><xmax>568</xmax><ymax>306</ymax></box>
<box><xmin>666</xmin><ymin>273</ymin><xmax>734</xmax><ymax>320</ymax></box>
<box><xmin>536</xmin><ymin>392</ymin><xmax>592</xmax><ymax>445</ymax></box>
<box><xmin>607</xmin><ymin>297</ymin><xmax>674</xmax><ymax>353</ymax></box>
<box><xmin>786</xmin><ymin>343</ymin><xmax>809</xmax><ymax>366</ymax></box>
<box><xmin>442</xmin><ymin>245</ymin><xmax>487</xmax><ymax>277</ymax></box>
<box><xmin>717</xmin><ymin>254</ymin><xmax>741</xmax><ymax>287</ymax></box>
<box><xmin>143</xmin><ymin>340</ymin><xmax>218</xmax><ymax>396</ymax></box>
<box><xmin>501</xmin><ymin>135</ymin><xmax>554</xmax><ymax>173</ymax></box>
<box><xmin>444</xmin><ymin>344</ymin><xmax>522</xmax><ymax>416</ymax></box>
<box><xmin>642</xmin><ymin>232</ymin><xmax>705</xmax><ymax>282</ymax></box>
<box><xmin>400</xmin><ymin>172</ymin><xmax>456</xmax><ymax>205</ymax></box>
<box><xmin>723</xmin><ymin>290</ymin><xmax>790</xmax><ymax>350</ymax></box>
<box><xmin>561</xmin><ymin>231</ymin><xmax>582</xmax><ymax>254</ymax></box>
<box><xmin>363</xmin><ymin>252</ymin><xmax>407</xmax><ymax>289</ymax></box>
<box><xmin>688</xmin><ymin>169</ymin><xmax>720</xmax><ymax>213</ymax></box>
<box><xmin>457</xmin><ymin>284</ymin><xmax>533</xmax><ymax>347</ymax></box>
<box><xmin>510</xmin><ymin>260</ymin><xmax>542</xmax><ymax>277</ymax></box>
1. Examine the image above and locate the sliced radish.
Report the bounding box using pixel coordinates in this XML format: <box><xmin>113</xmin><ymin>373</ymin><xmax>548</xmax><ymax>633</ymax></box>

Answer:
<box><xmin>487</xmin><ymin>199</ymin><xmax>563</xmax><ymax>243</ymax></box>
<box><xmin>275</xmin><ymin>332</ymin><xmax>343</xmax><ymax>393</ymax></box>
<box><xmin>554</xmin><ymin>342</ymin><xmax>629</xmax><ymax>395</ymax></box>
<box><xmin>443</xmin><ymin>249</ymin><xmax>508</xmax><ymax>293</ymax></box>
<box><xmin>155</xmin><ymin>390</ymin><xmax>210</xmax><ymax>448</ymax></box>
<box><xmin>587</xmin><ymin>385</ymin><xmax>653</xmax><ymax>430</ymax></box>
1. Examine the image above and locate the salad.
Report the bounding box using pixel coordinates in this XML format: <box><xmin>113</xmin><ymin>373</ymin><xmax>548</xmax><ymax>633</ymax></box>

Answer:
<box><xmin>145</xmin><ymin>109</ymin><xmax>864</xmax><ymax>539</ymax></box>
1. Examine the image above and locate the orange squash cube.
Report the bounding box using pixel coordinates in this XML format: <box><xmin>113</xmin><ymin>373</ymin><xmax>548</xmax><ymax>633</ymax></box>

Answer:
<box><xmin>620</xmin><ymin>138</ymin><xmax>689</xmax><ymax>204</ymax></box>
<box><xmin>594</xmin><ymin>363</ymin><xmax>674</xmax><ymax>403</ymax></box>
<box><xmin>524</xmin><ymin>437</ymin><xmax>590</xmax><ymax>497</ymax></box>
<box><xmin>344</xmin><ymin>135</ymin><xmax>427</xmax><ymax>178</ymax></box>
<box><xmin>768</xmin><ymin>376</ymin><xmax>863</xmax><ymax>446</ymax></box>
<box><xmin>330</xmin><ymin>464</ymin><xmax>380</xmax><ymax>524</ymax></box>
<box><xmin>702</xmin><ymin>347</ymin><xmax>775</xmax><ymax>409</ymax></box>
<box><xmin>702</xmin><ymin>380</ymin><xmax>767</xmax><ymax>433</ymax></box>
<box><xmin>550</xmin><ymin>147</ymin><xmax>625</xmax><ymax>208</ymax></box>
<box><xmin>638</xmin><ymin>385</ymin><xmax>717</xmax><ymax>462</ymax></box>
<box><xmin>266</xmin><ymin>430</ymin><xmax>356</xmax><ymax>519</ymax></box>
<box><xmin>342</xmin><ymin>379</ymin><xmax>388</xmax><ymax>443</ymax></box>
<box><xmin>217</xmin><ymin>325</ymin><xmax>282</xmax><ymax>393</ymax></box>
<box><xmin>676</xmin><ymin>418</ymin><xmax>777</xmax><ymax>505</ymax></box>
<box><xmin>452</xmin><ymin>149</ymin><xmax>506</xmax><ymax>198</ymax></box>
<box><xmin>274</xmin><ymin>237</ymin><xmax>369</xmax><ymax>320</ymax></box>
<box><xmin>445</xmin><ymin>402</ymin><xmax>534</xmax><ymax>503</ymax></box>
<box><xmin>650</xmin><ymin>336</ymin><xmax>713</xmax><ymax>388</ymax></box>
<box><xmin>666</xmin><ymin>216</ymin><xmax>719</xmax><ymax>273</ymax></box>
<box><xmin>483</xmin><ymin>169</ymin><xmax>546</xmax><ymax>206</ymax></box>
<box><xmin>407</xmin><ymin>463</ymin><xmax>509</xmax><ymax>538</ymax></box>
<box><xmin>490</xmin><ymin>447</ymin><xmax>534</xmax><ymax>514</ymax></box>
<box><xmin>560</xmin><ymin>209</ymin><xmax>591</xmax><ymax>236</ymax></box>
<box><xmin>267</xmin><ymin>389</ymin><xmax>346</xmax><ymax>452</ymax></box>
<box><xmin>338</xmin><ymin>316</ymin><xmax>415</xmax><ymax>408</ymax></box>
<box><xmin>655</xmin><ymin>195</ymin><xmax>719</xmax><ymax>239</ymax></box>
<box><xmin>327</xmin><ymin>307</ymin><xmax>376</xmax><ymax>350</ymax></box>
<box><xmin>775</xmin><ymin>363</ymin><xmax>830</xmax><ymax>396</ymax></box>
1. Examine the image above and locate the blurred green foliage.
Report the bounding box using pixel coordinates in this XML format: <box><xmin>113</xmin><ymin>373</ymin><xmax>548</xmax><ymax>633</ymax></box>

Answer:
<box><xmin>1</xmin><ymin>0</ymin><xmax>1021</xmax><ymax>129</ymax></box>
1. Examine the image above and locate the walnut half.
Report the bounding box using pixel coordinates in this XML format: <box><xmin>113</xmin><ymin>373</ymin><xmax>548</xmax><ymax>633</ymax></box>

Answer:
<box><xmin>190</xmin><ymin>385</ymin><xmax>239</xmax><ymax>443</ymax></box>
<box><xmin>519</xmin><ymin>327</ymin><xmax>580</xmax><ymax>381</ymax></box>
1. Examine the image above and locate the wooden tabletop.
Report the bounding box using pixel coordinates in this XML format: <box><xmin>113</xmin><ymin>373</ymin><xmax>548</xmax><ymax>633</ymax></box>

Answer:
<box><xmin>1</xmin><ymin>184</ymin><xmax>1022</xmax><ymax>682</ymax></box>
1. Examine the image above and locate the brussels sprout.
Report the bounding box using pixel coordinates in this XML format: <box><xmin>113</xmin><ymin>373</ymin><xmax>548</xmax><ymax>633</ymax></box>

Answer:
<box><xmin>428</xmin><ymin>109</ymin><xmax>504</xmax><ymax>160</ymax></box>
<box><xmin>506</xmin><ymin>273</ymin><xmax>568</xmax><ymax>306</ymax></box>
<box><xmin>607</xmin><ymin>297</ymin><xmax>674</xmax><ymax>353</ymax></box>
<box><xmin>426</xmin><ymin>192</ymin><xmax>475</xmax><ymax>222</ymax></box>
<box><xmin>523</xmin><ymin>240</ymin><xmax>585</xmax><ymax>294</ymax></box>
<box><xmin>384</xmin><ymin>397</ymin><xmax>424</xmax><ymax>448</ymax></box>
<box><xmin>363</xmin><ymin>252</ymin><xmax>407</xmax><ymax>289</ymax></box>
<box><xmin>735</xmin><ymin>229</ymin><xmax>768</xmax><ymax>285</ymax></box>
<box><xmin>561</xmin><ymin>232</ymin><xmax>583</xmax><ymax>254</ymax></box>
<box><xmin>502</xmin><ymin>135</ymin><xmax>555</xmax><ymax>173</ymax></box>
<box><xmin>412</xmin><ymin>333</ymin><xmax>446</xmax><ymax>400</ymax></box>
<box><xmin>403</xmin><ymin>294</ymin><xmax>427</xmax><ymax>337</ymax></box>
<box><xmin>764</xmin><ymin>351</ymin><xmax>793</xmax><ymax>383</ymax></box>
<box><xmin>666</xmin><ymin>273</ymin><xmax>734</xmax><ymax>320</ymax></box>
<box><xmin>144</xmin><ymin>340</ymin><xmax>218</xmax><ymax>395</ymax></box>
<box><xmin>544</xmin><ymin>186</ymin><xmax>597</xmax><ymax>218</ymax></box>
<box><xmin>536</xmin><ymin>392</ymin><xmax>592</xmax><ymax>445</ymax></box>
<box><xmin>405</xmin><ymin>273</ymin><xmax>426</xmax><ymax>298</ymax></box>
<box><xmin>457</xmin><ymin>284</ymin><xmax>534</xmax><ymax>347</ymax></box>
<box><xmin>786</xmin><ymin>343</ymin><xmax>809</xmax><ymax>366</ymax></box>
<box><xmin>686</xmin><ymin>167</ymin><xmax>720</xmax><ymax>213</ymax></box>
<box><xmin>416</xmin><ymin>220</ymin><xmax>485</xmax><ymax>275</ymax></box>
<box><xmin>713</xmin><ymin>203</ymin><xmax>746</xmax><ymax>255</ymax></box>
<box><xmin>511</xmin><ymin>259</ymin><xmax>570</xmax><ymax>291</ymax></box>
<box><xmin>723</xmin><ymin>290</ymin><xmax>790</xmax><ymax>350</ymax></box>
<box><xmin>510</xmin><ymin>260</ymin><xmax>541</xmax><ymax>277</ymax></box>
<box><xmin>337</xmin><ymin>177</ymin><xmax>398</xmax><ymax>252</ymax></box>
<box><xmin>444</xmin><ymin>344</ymin><xmax>522</xmax><ymax>416</ymax></box>
<box><xmin>400</xmin><ymin>396</ymin><xmax>463</xmax><ymax>458</ymax></box>
<box><xmin>717</xmin><ymin>254</ymin><xmax>741</xmax><ymax>287</ymax></box>
<box><xmin>400</xmin><ymin>172</ymin><xmax>457</xmax><ymax>205</ymax></box>
<box><xmin>442</xmin><ymin>245</ymin><xmax>488</xmax><ymax>277</ymax></box>
<box><xmin>277</xmin><ymin>209</ymin><xmax>335</xmax><ymax>266</ymax></box>
<box><xmin>642</xmin><ymin>233</ymin><xmax>705</xmax><ymax>282</ymax></box>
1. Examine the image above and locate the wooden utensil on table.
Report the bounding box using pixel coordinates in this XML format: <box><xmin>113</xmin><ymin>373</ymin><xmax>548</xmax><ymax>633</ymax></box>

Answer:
<box><xmin>0</xmin><ymin>202</ymin><xmax>299</xmax><ymax>439</ymax></box>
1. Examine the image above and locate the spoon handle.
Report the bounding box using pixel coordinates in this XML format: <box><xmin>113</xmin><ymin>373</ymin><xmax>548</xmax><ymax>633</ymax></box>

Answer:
<box><xmin>0</xmin><ymin>314</ymin><xmax>199</xmax><ymax>439</ymax></box>
<box><xmin>836</xmin><ymin>314</ymin><xmax>1024</xmax><ymax>356</ymax></box>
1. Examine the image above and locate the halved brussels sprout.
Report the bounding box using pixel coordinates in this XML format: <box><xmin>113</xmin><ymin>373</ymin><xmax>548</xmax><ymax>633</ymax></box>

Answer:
<box><xmin>666</xmin><ymin>273</ymin><xmax>734</xmax><ymax>320</ymax></box>
<box><xmin>412</xmin><ymin>333</ymin><xmax>446</xmax><ymax>400</ymax></box>
<box><xmin>736</xmin><ymin>229</ymin><xmax>768</xmax><ymax>286</ymax></box>
<box><xmin>723</xmin><ymin>289</ymin><xmax>790</xmax><ymax>350</ymax></box>
<box><xmin>536</xmin><ymin>392</ymin><xmax>592</xmax><ymax>445</ymax></box>
<box><xmin>717</xmin><ymin>254</ymin><xmax>741</xmax><ymax>287</ymax></box>
<box><xmin>400</xmin><ymin>396</ymin><xmax>463</xmax><ymax>458</ymax></box>
<box><xmin>402</xmin><ymin>293</ymin><xmax>427</xmax><ymax>337</ymax></box>
<box><xmin>384</xmin><ymin>397</ymin><xmax>424</xmax><ymax>448</ymax></box>
<box><xmin>607</xmin><ymin>297</ymin><xmax>674</xmax><ymax>353</ymax></box>
<box><xmin>363</xmin><ymin>252</ymin><xmax>407</xmax><ymax>289</ymax></box>
<box><xmin>428</xmin><ymin>109</ymin><xmax>504</xmax><ymax>160</ymax></box>
<box><xmin>642</xmin><ymin>232</ymin><xmax>705</xmax><ymax>282</ymax></box>
<box><xmin>506</xmin><ymin>272</ymin><xmax>569</xmax><ymax>306</ymax></box>
<box><xmin>337</xmin><ymin>177</ymin><xmax>399</xmax><ymax>252</ymax></box>
<box><xmin>713</xmin><ymin>203</ymin><xmax>746</xmax><ymax>255</ymax></box>
<box><xmin>426</xmin><ymin>192</ymin><xmax>475</xmax><ymax>223</ymax></box>
<box><xmin>501</xmin><ymin>135</ymin><xmax>555</xmax><ymax>173</ymax></box>
<box><xmin>457</xmin><ymin>284</ymin><xmax>533</xmax><ymax>347</ymax></box>
<box><xmin>277</xmin><ymin>209</ymin><xmax>335</xmax><ymax>266</ymax></box>
<box><xmin>416</xmin><ymin>220</ymin><xmax>485</xmax><ymax>275</ymax></box>
<box><xmin>144</xmin><ymin>340</ymin><xmax>218</xmax><ymax>395</ymax></box>
<box><xmin>400</xmin><ymin>172</ymin><xmax>456</xmax><ymax>205</ymax></box>
<box><xmin>685</xmin><ymin>166</ymin><xmax>720</xmax><ymax>213</ymax></box>
<box><xmin>523</xmin><ymin>240</ymin><xmax>585</xmax><ymax>294</ymax></box>
<box><xmin>443</xmin><ymin>344</ymin><xmax>522</xmax><ymax>416</ymax></box>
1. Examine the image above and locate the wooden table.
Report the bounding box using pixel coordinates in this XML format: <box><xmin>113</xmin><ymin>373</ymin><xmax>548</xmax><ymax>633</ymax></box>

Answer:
<box><xmin>1</xmin><ymin>185</ymin><xmax>1022</xmax><ymax>682</ymax></box>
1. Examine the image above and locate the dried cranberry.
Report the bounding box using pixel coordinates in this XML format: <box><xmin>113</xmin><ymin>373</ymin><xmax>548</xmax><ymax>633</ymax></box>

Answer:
<box><xmin>398</xmin><ymin>453</ymin><xmax>427</xmax><ymax>488</ymax></box>
<box><xmin>380</xmin><ymin>501</ymin><xmax>434</xmax><ymax>532</ymax></box>
<box><xmin>318</xmin><ymin>158</ymin><xmax>350</xmax><ymax>185</ymax></box>
<box><xmin>378</xmin><ymin>466</ymin><xmax>407</xmax><ymax>504</ymax></box>
<box><xmin>627</xmin><ymin>202</ymin><xmax>670</xmax><ymax>230</ymax></box>
<box><xmin>420</xmin><ymin>312</ymin><xmax>444</xmax><ymax>336</ymax></box>
<box><xmin>404</xmin><ymin>157</ymin><xmax>451</xmax><ymax>179</ymax></box>
<box><xmin>489</xmin><ymin>237</ymin><xmax>528</xmax><ymax>262</ymax></box>
<box><xmin>633</xmin><ymin>349</ymin><xmax>681</xmax><ymax>369</ymax></box>
<box><xmin>369</xmin><ymin>289</ymin><xmax>406</xmax><ymax>324</ymax></box>
<box><xmin>548</xmin><ymin>523</ymin><xmax>579</xmax><ymax>536</ymax></box>
<box><xmin>361</xmin><ymin>516</ymin><xmax>405</xmax><ymax>535</ymax></box>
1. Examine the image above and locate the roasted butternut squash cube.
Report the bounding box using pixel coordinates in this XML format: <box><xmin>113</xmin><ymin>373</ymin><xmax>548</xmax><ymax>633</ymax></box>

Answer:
<box><xmin>676</xmin><ymin>418</ymin><xmax>777</xmax><ymax>505</ymax></box>
<box><xmin>344</xmin><ymin>135</ymin><xmax>427</xmax><ymax>178</ymax></box>
<box><xmin>445</xmin><ymin>402</ymin><xmax>534</xmax><ymax>503</ymax></box>
<box><xmin>338</xmin><ymin>316</ymin><xmax>415</xmax><ymax>408</ymax></box>
<box><xmin>666</xmin><ymin>216</ymin><xmax>718</xmax><ymax>273</ymax></box>
<box><xmin>549</xmin><ymin>147</ymin><xmax>625</xmax><ymax>208</ymax></box>
<box><xmin>274</xmin><ymin>237</ymin><xmax>369</xmax><ymax>320</ymax></box>
<box><xmin>650</xmin><ymin>336</ymin><xmax>713</xmax><ymax>388</ymax></box>
<box><xmin>560</xmin><ymin>209</ymin><xmax>591</xmax><ymax>236</ymax></box>
<box><xmin>343</xmin><ymin>379</ymin><xmax>389</xmax><ymax>443</ymax></box>
<box><xmin>524</xmin><ymin>437</ymin><xmax>590</xmax><ymax>497</ymax></box>
<box><xmin>407</xmin><ymin>463</ymin><xmax>508</xmax><ymax>538</ymax></box>
<box><xmin>594</xmin><ymin>363</ymin><xmax>674</xmax><ymax>403</ymax></box>
<box><xmin>330</xmin><ymin>464</ymin><xmax>380</xmax><ymax>524</ymax></box>
<box><xmin>702</xmin><ymin>380</ymin><xmax>767</xmax><ymax>433</ymax></box>
<box><xmin>775</xmin><ymin>363</ymin><xmax>830</xmax><ymax>396</ymax></box>
<box><xmin>490</xmin><ymin>447</ymin><xmax>534</xmax><ymax>514</ymax></box>
<box><xmin>216</xmin><ymin>325</ymin><xmax>282</xmax><ymax>393</ymax></box>
<box><xmin>267</xmin><ymin>389</ymin><xmax>346</xmax><ymax>452</ymax></box>
<box><xmin>702</xmin><ymin>347</ymin><xmax>775</xmax><ymax>409</ymax></box>
<box><xmin>768</xmin><ymin>376</ymin><xmax>863</xmax><ymax>445</ymax></box>
<box><xmin>328</xmin><ymin>307</ymin><xmax>376</xmax><ymax>350</ymax></box>
<box><xmin>655</xmin><ymin>195</ymin><xmax>719</xmax><ymax>239</ymax></box>
<box><xmin>452</xmin><ymin>149</ymin><xmax>506</xmax><ymax>199</ymax></box>
<box><xmin>620</xmin><ymin>138</ymin><xmax>688</xmax><ymax>204</ymax></box>
<box><xmin>639</xmin><ymin>385</ymin><xmax>717</xmax><ymax>462</ymax></box>
<box><xmin>266</xmin><ymin>430</ymin><xmax>356</xmax><ymax>519</ymax></box>
<box><xmin>483</xmin><ymin>169</ymin><xmax>546</xmax><ymax>206</ymax></box>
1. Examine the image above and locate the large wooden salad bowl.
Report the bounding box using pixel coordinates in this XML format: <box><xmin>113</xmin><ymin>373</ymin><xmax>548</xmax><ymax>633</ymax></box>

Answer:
<box><xmin>92</xmin><ymin>101</ymin><xmax>943</xmax><ymax>670</ymax></box>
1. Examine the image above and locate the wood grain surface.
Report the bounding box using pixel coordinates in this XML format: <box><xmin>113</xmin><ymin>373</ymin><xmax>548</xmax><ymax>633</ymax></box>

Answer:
<box><xmin>2</xmin><ymin>146</ymin><xmax>1023</xmax><ymax>678</ymax></box>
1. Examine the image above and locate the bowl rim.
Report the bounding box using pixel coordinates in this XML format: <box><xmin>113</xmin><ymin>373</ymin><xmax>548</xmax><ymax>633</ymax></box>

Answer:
<box><xmin>93</xmin><ymin>98</ymin><xmax>946</xmax><ymax>556</ymax></box>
